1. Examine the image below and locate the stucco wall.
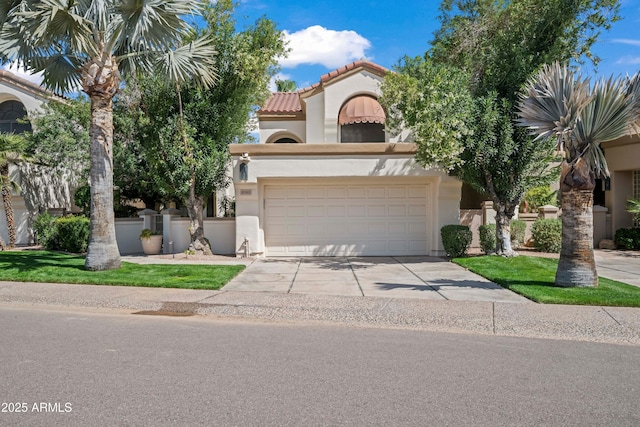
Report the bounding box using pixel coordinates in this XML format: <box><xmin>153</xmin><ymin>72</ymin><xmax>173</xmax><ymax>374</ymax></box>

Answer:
<box><xmin>0</xmin><ymin>195</ymin><xmax>30</xmax><ymax>246</ymax></box>
<box><xmin>304</xmin><ymin>93</ymin><xmax>325</xmax><ymax>143</ymax></box>
<box><xmin>115</xmin><ymin>217</ymin><xmax>236</xmax><ymax>255</ymax></box>
<box><xmin>602</xmin><ymin>136</ymin><xmax>640</xmax><ymax>233</ymax></box>
<box><xmin>115</xmin><ymin>218</ymin><xmax>144</xmax><ymax>254</ymax></box>
<box><xmin>0</xmin><ymin>80</ymin><xmax>47</xmax><ymax>113</ymax></box>
<box><xmin>301</xmin><ymin>71</ymin><xmax>385</xmax><ymax>144</ymax></box>
<box><xmin>259</xmin><ymin>120</ymin><xmax>306</xmax><ymax>144</ymax></box>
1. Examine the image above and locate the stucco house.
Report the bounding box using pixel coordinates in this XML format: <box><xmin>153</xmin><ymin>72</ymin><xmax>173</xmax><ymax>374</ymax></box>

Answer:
<box><xmin>228</xmin><ymin>60</ymin><xmax>462</xmax><ymax>257</ymax></box>
<box><xmin>0</xmin><ymin>69</ymin><xmax>67</xmax><ymax>245</ymax></box>
<box><xmin>598</xmin><ymin>134</ymin><xmax>640</xmax><ymax>232</ymax></box>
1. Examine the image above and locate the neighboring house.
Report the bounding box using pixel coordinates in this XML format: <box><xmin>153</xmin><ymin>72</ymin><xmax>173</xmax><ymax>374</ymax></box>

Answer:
<box><xmin>0</xmin><ymin>70</ymin><xmax>63</xmax><ymax>245</ymax></box>
<box><xmin>228</xmin><ymin>60</ymin><xmax>462</xmax><ymax>257</ymax></box>
<box><xmin>599</xmin><ymin>134</ymin><xmax>640</xmax><ymax>232</ymax></box>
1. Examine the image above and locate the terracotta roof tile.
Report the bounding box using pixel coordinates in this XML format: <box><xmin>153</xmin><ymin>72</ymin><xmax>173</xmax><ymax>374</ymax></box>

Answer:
<box><xmin>258</xmin><ymin>60</ymin><xmax>388</xmax><ymax>116</ymax></box>
<box><xmin>299</xmin><ymin>60</ymin><xmax>388</xmax><ymax>94</ymax></box>
<box><xmin>258</xmin><ymin>92</ymin><xmax>301</xmax><ymax>114</ymax></box>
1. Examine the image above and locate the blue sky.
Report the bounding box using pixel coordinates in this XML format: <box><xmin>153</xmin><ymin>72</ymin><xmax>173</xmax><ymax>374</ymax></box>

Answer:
<box><xmin>2</xmin><ymin>0</ymin><xmax>639</xmax><ymax>90</ymax></box>
<box><xmin>235</xmin><ymin>0</ymin><xmax>640</xmax><ymax>90</ymax></box>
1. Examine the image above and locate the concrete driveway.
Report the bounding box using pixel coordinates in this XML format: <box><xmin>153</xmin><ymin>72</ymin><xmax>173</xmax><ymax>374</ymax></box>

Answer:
<box><xmin>223</xmin><ymin>256</ymin><xmax>530</xmax><ymax>303</ymax></box>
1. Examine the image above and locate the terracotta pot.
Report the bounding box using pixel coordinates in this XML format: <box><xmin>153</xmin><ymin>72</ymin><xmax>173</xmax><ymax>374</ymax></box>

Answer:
<box><xmin>141</xmin><ymin>235</ymin><xmax>162</xmax><ymax>255</ymax></box>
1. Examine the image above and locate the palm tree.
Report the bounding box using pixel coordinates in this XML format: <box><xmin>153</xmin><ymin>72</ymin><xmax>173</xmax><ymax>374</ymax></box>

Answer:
<box><xmin>275</xmin><ymin>79</ymin><xmax>296</xmax><ymax>92</ymax></box>
<box><xmin>0</xmin><ymin>0</ymin><xmax>217</xmax><ymax>270</ymax></box>
<box><xmin>0</xmin><ymin>133</ymin><xmax>26</xmax><ymax>250</ymax></box>
<box><xmin>518</xmin><ymin>62</ymin><xmax>640</xmax><ymax>287</ymax></box>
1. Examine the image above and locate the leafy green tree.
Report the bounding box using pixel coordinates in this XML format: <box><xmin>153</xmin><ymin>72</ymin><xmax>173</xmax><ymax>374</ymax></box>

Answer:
<box><xmin>112</xmin><ymin>81</ymin><xmax>165</xmax><ymax>211</ymax></box>
<box><xmin>133</xmin><ymin>0</ymin><xmax>287</xmax><ymax>254</ymax></box>
<box><xmin>0</xmin><ymin>0</ymin><xmax>216</xmax><ymax>270</ymax></box>
<box><xmin>518</xmin><ymin>63</ymin><xmax>640</xmax><ymax>287</ymax></box>
<box><xmin>383</xmin><ymin>0</ymin><xmax>620</xmax><ymax>256</ymax></box>
<box><xmin>0</xmin><ymin>133</ymin><xmax>26</xmax><ymax>249</ymax></box>
<box><xmin>431</xmin><ymin>0</ymin><xmax>621</xmax><ymax>101</ymax></box>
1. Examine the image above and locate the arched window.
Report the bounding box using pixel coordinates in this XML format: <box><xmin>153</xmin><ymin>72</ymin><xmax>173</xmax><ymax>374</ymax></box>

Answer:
<box><xmin>0</xmin><ymin>100</ymin><xmax>32</xmax><ymax>134</ymax></box>
<box><xmin>273</xmin><ymin>137</ymin><xmax>298</xmax><ymax>143</ymax></box>
<box><xmin>339</xmin><ymin>95</ymin><xmax>385</xmax><ymax>143</ymax></box>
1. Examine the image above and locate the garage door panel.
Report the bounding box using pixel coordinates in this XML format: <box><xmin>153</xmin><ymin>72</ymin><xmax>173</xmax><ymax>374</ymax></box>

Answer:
<box><xmin>307</xmin><ymin>205</ymin><xmax>326</xmax><ymax>217</ymax></box>
<box><xmin>367</xmin><ymin>205</ymin><xmax>386</xmax><ymax>216</ymax></box>
<box><xmin>388</xmin><ymin>223</ymin><xmax>407</xmax><ymax>234</ymax></box>
<box><xmin>348</xmin><ymin>222</ymin><xmax>368</xmax><ymax>234</ymax></box>
<box><xmin>388</xmin><ymin>205</ymin><xmax>407</xmax><ymax>216</ymax></box>
<box><xmin>287</xmin><ymin>188</ymin><xmax>307</xmax><ymax>199</ymax></box>
<box><xmin>307</xmin><ymin>187</ymin><xmax>326</xmax><ymax>198</ymax></box>
<box><xmin>265</xmin><ymin>183</ymin><xmax>430</xmax><ymax>256</ymax></box>
<box><xmin>326</xmin><ymin>187</ymin><xmax>347</xmax><ymax>198</ymax></box>
<box><xmin>388</xmin><ymin>240</ymin><xmax>409</xmax><ymax>252</ymax></box>
<box><xmin>408</xmin><ymin>187</ymin><xmax>425</xmax><ymax>198</ymax></box>
<box><xmin>327</xmin><ymin>206</ymin><xmax>345</xmax><ymax>217</ymax></box>
<box><xmin>348</xmin><ymin>187</ymin><xmax>367</xmax><ymax>198</ymax></box>
<box><xmin>409</xmin><ymin>222</ymin><xmax>427</xmax><ymax>233</ymax></box>
<box><xmin>307</xmin><ymin>223</ymin><xmax>326</xmax><ymax>235</ymax></box>
<box><xmin>367</xmin><ymin>187</ymin><xmax>386</xmax><ymax>198</ymax></box>
<box><xmin>408</xmin><ymin>204</ymin><xmax>427</xmax><ymax>216</ymax></box>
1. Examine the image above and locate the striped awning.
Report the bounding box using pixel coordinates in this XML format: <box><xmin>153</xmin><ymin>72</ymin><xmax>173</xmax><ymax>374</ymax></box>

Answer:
<box><xmin>338</xmin><ymin>96</ymin><xmax>386</xmax><ymax>125</ymax></box>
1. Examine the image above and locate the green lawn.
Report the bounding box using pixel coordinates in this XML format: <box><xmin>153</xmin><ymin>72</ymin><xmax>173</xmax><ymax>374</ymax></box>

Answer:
<box><xmin>0</xmin><ymin>251</ymin><xmax>245</xmax><ymax>290</ymax></box>
<box><xmin>454</xmin><ymin>255</ymin><xmax>640</xmax><ymax>307</ymax></box>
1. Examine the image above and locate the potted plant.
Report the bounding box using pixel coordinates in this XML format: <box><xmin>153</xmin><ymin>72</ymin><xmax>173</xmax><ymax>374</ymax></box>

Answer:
<box><xmin>140</xmin><ymin>229</ymin><xmax>163</xmax><ymax>255</ymax></box>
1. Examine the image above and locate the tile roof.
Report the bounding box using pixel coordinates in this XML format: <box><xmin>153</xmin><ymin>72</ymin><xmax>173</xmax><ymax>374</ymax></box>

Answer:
<box><xmin>259</xmin><ymin>91</ymin><xmax>301</xmax><ymax>114</ymax></box>
<box><xmin>258</xmin><ymin>60</ymin><xmax>389</xmax><ymax>116</ymax></box>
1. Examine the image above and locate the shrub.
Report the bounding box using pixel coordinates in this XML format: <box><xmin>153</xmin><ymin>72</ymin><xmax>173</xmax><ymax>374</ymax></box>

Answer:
<box><xmin>478</xmin><ymin>224</ymin><xmax>496</xmax><ymax>254</ymax></box>
<box><xmin>510</xmin><ymin>219</ymin><xmax>526</xmax><ymax>248</ymax></box>
<box><xmin>33</xmin><ymin>212</ymin><xmax>58</xmax><ymax>250</ymax></box>
<box><xmin>441</xmin><ymin>225</ymin><xmax>472</xmax><ymax>258</ymax></box>
<box><xmin>614</xmin><ymin>228</ymin><xmax>640</xmax><ymax>250</ymax></box>
<box><xmin>522</xmin><ymin>185</ymin><xmax>558</xmax><ymax>212</ymax></box>
<box><xmin>531</xmin><ymin>218</ymin><xmax>562</xmax><ymax>253</ymax></box>
<box><xmin>55</xmin><ymin>216</ymin><xmax>90</xmax><ymax>253</ymax></box>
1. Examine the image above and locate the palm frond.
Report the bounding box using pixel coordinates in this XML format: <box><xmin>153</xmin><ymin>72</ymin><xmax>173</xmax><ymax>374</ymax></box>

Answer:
<box><xmin>19</xmin><ymin>0</ymin><xmax>96</xmax><ymax>57</ymax></box>
<box><xmin>29</xmin><ymin>51</ymin><xmax>84</xmax><ymax>93</ymax></box>
<box><xmin>123</xmin><ymin>35</ymin><xmax>218</xmax><ymax>89</ymax></box>
<box><xmin>625</xmin><ymin>72</ymin><xmax>640</xmax><ymax>134</ymax></box>
<box><xmin>517</xmin><ymin>62</ymin><xmax>592</xmax><ymax>144</ymax></box>
<box><xmin>0</xmin><ymin>0</ymin><xmax>24</xmax><ymax>29</ymax></box>
<box><xmin>573</xmin><ymin>75</ymin><xmax>637</xmax><ymax>178</ymax></box>
<box><xmin>574</xmin><ymin>76</ymin><xmax>634</xmax><ymax>145</ymax></box>
<box><xmin>111</xmin><ymin>0</ymin><xmax>202</xmax><ymax>53</ymax></box>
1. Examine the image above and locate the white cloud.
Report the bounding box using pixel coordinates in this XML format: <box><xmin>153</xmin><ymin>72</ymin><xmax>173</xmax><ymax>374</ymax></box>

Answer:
<box><xmin>612</xmin><ymin>38</ymin><xmax>640</xmax><ymax>47</ymax></box>
<box><xmin>280</xmin><ymin>25</ymin><xmax>371</xmax><ymax>69</ymax></box>
<box><xmin>616</xmin><ymin>55</ymin><xmax>640</xmax><ymax>65</ymax></box>
<box><xmin>1</xmin><ymin>62</ymin><xmax>44</xmax><ymax>85</ymax></box>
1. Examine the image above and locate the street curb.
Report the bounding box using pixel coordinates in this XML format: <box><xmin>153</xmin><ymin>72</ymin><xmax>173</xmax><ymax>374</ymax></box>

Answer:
<box><xmin>1</xmin><ymin>281</ymin><xmax>638</xmax><ymax>346</ymax></box>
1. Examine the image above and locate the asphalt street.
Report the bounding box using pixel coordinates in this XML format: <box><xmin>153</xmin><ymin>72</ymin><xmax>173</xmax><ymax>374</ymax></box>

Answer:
<box><xmin>1</xmin><ymin>307</ymin><xmax>639</xmax><ymax>426</ymax></box>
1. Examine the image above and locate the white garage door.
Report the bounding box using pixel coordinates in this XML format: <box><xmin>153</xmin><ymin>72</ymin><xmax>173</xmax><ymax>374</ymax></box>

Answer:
<box><xmin>264</xmin><ymin>183</ymin><xmax>430</xmax><ymax>256</ymax></box>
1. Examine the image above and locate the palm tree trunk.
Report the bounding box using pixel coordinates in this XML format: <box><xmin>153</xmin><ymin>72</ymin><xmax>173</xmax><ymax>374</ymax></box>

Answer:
<box><xmin>556</xmin><ymin>189</ymin><xmax>598</xmax><ymax>287</ymax></box>
<box><xmin>1</xmin><ymin>164</ymin><xmax>15</xmax><ymax>248</ymax></box>
<box><xmin>84</xmin><ymin>94</ymin><xmax>121</xmax><ymax>270</ymax></box>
